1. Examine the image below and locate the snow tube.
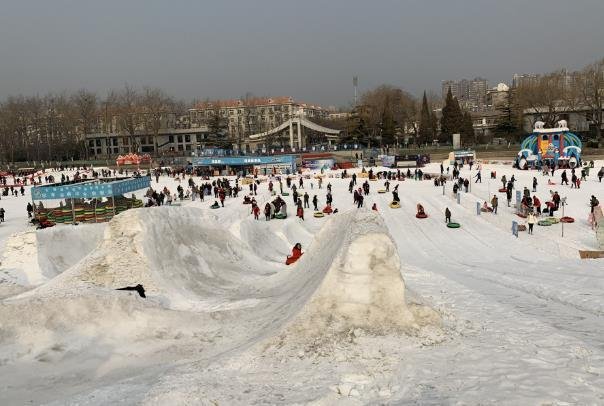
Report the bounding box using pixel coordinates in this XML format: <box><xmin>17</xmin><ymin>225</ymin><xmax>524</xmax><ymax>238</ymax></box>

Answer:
<box><xmin>369</xmin><ymin>178</ymin><xmax>377</xmax><ymax>181</ymax></box>
<box><xmin>546</xmin><ymin>217</ymin><xmax>560</xmax><ymax>224</ymax></box>
<box><xmin>281</xmin><ymin>192</ymin><xmax>289</xmax><ymax>196</ymax></box>
<box><xmin>322</xmin><ymin>206</ymin><xmax>333</xmax><ymax>214</ymax></box>
<box><xmin>518</xmin><ymin>224</ymin><xmax>527</xmax><ymax>232</ymax></box>
<box><xmin>480</xmin><ymin>207</ymin><xmax>493</xmax><ymax>213</ymax></box>
<box><xmin>389</xmin><ymin>202</ymin><xmax>401</xmax><ymax>209</ymax></box>
<box><xmin>378</xmin><ymin>190</ymin><xmax>387</xmax><ymax>194</ymax></box>
<box><xmin>447</xmin><ymin>222</ymin><xmax>460</xmax><ymax>228</ymax></box>
<box><xmin>274</xmin><ymin>213</ymin><xmax>287</xmax><ymax>219</ymax></box>
<box><xmin>285</xmin><ymin>254</ymin><xmax>302</xmax><ymax>265</ymax></box>
<box><xmin>560</xmin><ymin>216</ymin><xmax>575</xmax><ymax>223</ymax></box>
<box><xmin>538</xmin><ymin>220</ymin><xmax>552</xmax><ymax>226</ymax></box>
<box><xmin>313</xmin><ymin>212</ymin><xmax>325</xmax><ymax>218</ymax></box>
<box><xmin>210</xmin><ymin>205</ymin><xmax>220</xmax><ymax>209</ymax></box>
<box><xmin>498</xmin><ymin>188</ymin><xmax>507</xmax><ymax>193</ymax></box>
<box><xmin>416</xmin><ymin>213</ymin><xmax>428</xmax><ymax>219</ymax></box>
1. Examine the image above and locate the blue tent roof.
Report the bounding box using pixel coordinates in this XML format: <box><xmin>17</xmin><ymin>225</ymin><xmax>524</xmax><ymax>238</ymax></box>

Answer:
<box><xmin>31</xmin><ymin>177</ymin><xmax>150</xmax><ymax>200</ymax></box>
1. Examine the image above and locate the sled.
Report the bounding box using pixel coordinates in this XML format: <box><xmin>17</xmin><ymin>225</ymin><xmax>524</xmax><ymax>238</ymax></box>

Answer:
<box><xmin>447</xmin><ymin>222</ymin><xmax>460</xmax><ymax>228</ymax></box>
<box><xmin>480</xmin><ymin>207</ymin><xmax>493</xmax><ymax>213</ymax></box>
<box><xmin>546</xmin><ymin>217</ymin><xmax>560</xmax><ymax>224</ymax></box>
<box><xmin>369</xmin><ymin>178</ymin><xmax>377</xmax><ymax>181</ymax></box>
<box><xmin>285</xmin><ymin>255</ymin><xmax>302</xmax><ymax>265</ymax></box>
<box><xmin>378</xmin><ymin>190</ymin><xmax>387</xmax><ymax>194</ymax></box>
<box><xmin>274</xmin><ymin>213</ymin><xmax>287</xmax><ymax>219</ymax></box>
<box><xmin>538</xmin><ymin>220</ymin><xmax>552</xmax><ymax>226</ymax></box>
<box><xmin>498</xmin><ymin>188</ymin><xmax>507</xmax><ymax>193</ymax></box>
<box><xmin>281</xmin><ymin>192</ymin><xmax>289</xmax><ymax>196</ymax></box>
<box><xmin>313</xmin><ymin>212</ymin><xmax>325</xmax><ymax>218</ymax></box>
<box><xmin>389</xmin><ymin>202</ymin><xmax>401</xmax><ymax>209</ymax></box>
<box><xmin>210</xmin><ymin>205</ymin><xmax>220</xmax><ymax>209</ymax></box>
<box><xmin>560</xmin><ymin>216</ymin><xmax>575</xmax><ymax>223</ymax></box>
<box><xmin>416</xmin><ymin>213</ymin><xmax>428</xmax><ymax>219</ymax></box>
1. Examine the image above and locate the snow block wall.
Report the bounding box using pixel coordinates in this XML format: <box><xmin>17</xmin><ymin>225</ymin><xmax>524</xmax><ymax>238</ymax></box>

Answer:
<box><xmin>277</xmin><ymin>210</ymin><xmax>419</xmax><ymax>339</ymax></box>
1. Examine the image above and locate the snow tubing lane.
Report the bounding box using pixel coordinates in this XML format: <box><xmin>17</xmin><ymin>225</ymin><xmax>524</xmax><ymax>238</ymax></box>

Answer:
<box><xmin>416</xmin><ymin>213</ymin><xmax>428</xmax><ymax>219</ymax></box>
<box><xmin>389</xmin><ymin>202</ymin><xmax>401</xmax><ymax>209</ymax></box>
<box><xmin>538</xmin><ymin>220</ymin><xmax>552</xmax><ymax>226</ymax></box>
<box><xmin>560</xmin><ymin>216</ymin><xmax>575</xmax><ymax>223</ymax></box>
<box><xmin>313</xmin><ymin>212</ymin><xmax>325</xmax><ymax>218</ymax></box>
<box><xmin>447</xmin><ymin>222</ymin><xmax>460</xmax><ymax>228</ymax></box>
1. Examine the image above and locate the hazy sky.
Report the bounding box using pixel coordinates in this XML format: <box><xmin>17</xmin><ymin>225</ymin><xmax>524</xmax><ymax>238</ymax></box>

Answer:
<box><xmin>1</xmin><ymin>0</ymin><xmax>603</xmax><ymax>106</ymax></box>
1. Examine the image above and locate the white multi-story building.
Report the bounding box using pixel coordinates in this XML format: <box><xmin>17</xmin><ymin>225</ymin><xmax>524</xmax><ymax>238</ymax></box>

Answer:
<box><xmin>189</xmin><ymin>96</ymin><xmax>328</xmax><ymax>142</ymax></box>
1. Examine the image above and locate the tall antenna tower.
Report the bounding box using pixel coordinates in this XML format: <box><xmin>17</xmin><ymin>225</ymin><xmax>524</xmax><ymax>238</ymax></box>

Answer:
<box><xmin>353</xmin><ymin>76</ymin><xmax>358</xmax><ymax>106</ymax></box>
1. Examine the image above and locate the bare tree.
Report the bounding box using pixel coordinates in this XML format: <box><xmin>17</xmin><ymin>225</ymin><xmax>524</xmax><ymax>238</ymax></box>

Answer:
<box><xmin>515</xmin><ymin>70</ymin><xmax>572</xmax><ymax>128</ymax></box>
<box><xmin>111</xmin><ymin>85</ymin><xmax>142</xmax><ymax>153</ymax></box>
<box><xmin>578</xmin><ymin>58</ymin><xmax>604</xmax><ymax>140</ymax></box>
<box><xmin>141</xmin><ymin>87</ymin><xmax>173</xmax><ymax>155</ymax></box>
<box><xmin>72</xmin><ymin>89</ymin><xmax>98</xmax><ymax>159</ymax></box>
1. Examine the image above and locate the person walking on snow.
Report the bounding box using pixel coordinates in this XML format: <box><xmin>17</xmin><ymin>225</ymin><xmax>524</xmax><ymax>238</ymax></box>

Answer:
<box><xmin>527</xmin><ymin>211</ymin><xmax>536</xmax><ymax>234</ymax></box>
<box><xmin>474</xmin><ymin>171</ymin><xmax>482</xmax><ymax>183</ymax></box>
<box><xmin>252</xmin><ymin>204</ymin><xmax>260</xmax><ymax>220</ymax></box>
<box><xmin>445</xmin><ymin>207</ymin><xmax>451</xmax><ymax>223</ymax></box>
<box><xmin>532</xmin><ymin>177</ymin><xmax>538</xmax><ymax>192</ymax></box>
<box><xmin>491</xmin><ymin>194</ymin><xmax>498</xmax><ymax>214</ymax></box>
<box><xmin>312</xmin><ymin>195</ymin><xmax>318</xmax><ymax>211</ymax></box>
<box><xmin>26</xmin><ymin>202</ymin><xmax>33</xmax><ymax>218</ymax></box>
<box><xmin>0</xmin><ymin>207</ymin><xmax>5</xmax><ymax>222</ymax></box>
<box><xmin>303</xmin><ymin>192</ymin><xmax>309</xmax><ymax>208</ymax></box>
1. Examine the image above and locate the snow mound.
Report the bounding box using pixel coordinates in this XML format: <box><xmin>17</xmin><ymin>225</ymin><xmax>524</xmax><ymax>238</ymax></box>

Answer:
<box><xmin>0</xmin><ymin>224</ymin><xmax>105</xmax><ymax>287</ymax></box>
<box><xmin>32</xmin><ymin>207</ymin><xmax>280</xmax><ymax>310</ymax></box>
<box><xmin>271</xmin><ymin>209</ymin><xmax>437</xmax><ymax>342</ymax></box>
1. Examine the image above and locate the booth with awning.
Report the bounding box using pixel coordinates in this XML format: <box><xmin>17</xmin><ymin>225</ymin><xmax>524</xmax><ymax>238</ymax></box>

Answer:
<box><xmin>31</xmin><ymin>177</ymin><xmax>151</xmax><ymax>224</ymax></box>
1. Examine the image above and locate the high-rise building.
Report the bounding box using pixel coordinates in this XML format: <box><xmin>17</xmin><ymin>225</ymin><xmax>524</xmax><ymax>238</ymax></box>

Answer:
<box><xmin>469</xmin><ymin>77</ymin><xmax>488</xmax><ymax>109</ymax></box>
<box><xmin>442</xmin><ymin>77</ymin><xmax>489</xmax><ymax>110</ymax></box>
<box><xmin>512</xmin><ymin>73</ymin><xmax>539</xmax><ymax>88</ymax></box>
<box><xmin>442</xmin><ymin>80</ymin><xmax>458</xmax><ymax>100</ymax></box>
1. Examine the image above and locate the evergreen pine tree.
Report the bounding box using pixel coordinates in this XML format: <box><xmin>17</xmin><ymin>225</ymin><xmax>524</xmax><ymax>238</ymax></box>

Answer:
<box><xmin>494</xmin><ymin>89</ymin><xmax>521</xmax><ymax>142</ymax></box>
<box><xmin>440</xmin><ymin>87</ymin><xmax>463</xmax><ymax>142</ymax></box>
<box><xmin>418</xmin><ymin>91</ymin><xmax>433</xmax><ymax>145</ymax></box>
<box><xmin>460</xmin><ymin>111</ymin><xmax>475</xmax><ymax>144</ymax></box>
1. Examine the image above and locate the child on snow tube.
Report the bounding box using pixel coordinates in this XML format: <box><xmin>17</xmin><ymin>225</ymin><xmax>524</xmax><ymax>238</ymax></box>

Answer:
<box><xmin>322</xmin><ymin>204</ymin><xmax>333</xmax><ymax>214</ymax></box>
<box><xmin>416</xmin><ymin>203</ymin><xmax>427</xmax><ymax>218</ymax></box>
<box><xmin>286</xmin><ymin>243</ymin><xmax>303</xmax><ymax>265</ymax></box>
<box><xmin>210</xmin><ymin>201</ymin><xmax>220</xmax><ymax>209</ymax></box>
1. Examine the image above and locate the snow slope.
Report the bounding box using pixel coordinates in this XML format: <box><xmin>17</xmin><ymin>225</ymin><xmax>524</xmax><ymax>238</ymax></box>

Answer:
<box><xmin>0</xmin><ymin>205</ymin><xmax>430</xmax><ymax>404</ymax></box>
<box><xmin>0</xmin><ymin>161</ymin><xmax>603</xmax><ymax>404</ymax></box>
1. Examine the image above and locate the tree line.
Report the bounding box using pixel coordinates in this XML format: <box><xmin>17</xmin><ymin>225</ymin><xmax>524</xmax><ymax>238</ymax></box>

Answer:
<box><xmin>0</xmin><ymin>57</ymin><xmax>602</xmax><ymax>163</ymax></box>
<box><xmin>0</xmin><ymin>85</ymin><xmax>189</xmax><ymax>164</ymax></box>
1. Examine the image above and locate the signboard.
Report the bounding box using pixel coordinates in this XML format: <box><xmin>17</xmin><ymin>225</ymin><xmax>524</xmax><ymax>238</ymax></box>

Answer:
<box><xmin>381</xmin><ymin>155</ymin><xmax>395</xmax><ymax>167</ymax></box>
<box><xmin>302</xmin><ymin>159</ymin><xmax>335</xmax><ymax>170</ymax></box>
<box><xmin>193</xmin><ymin>155</ymin><xmax>296</xmax><ymax>169</ymax></box>
<box><xmin>31</xmin><ymin>177</ymin><xmax>151</xmax><ymax>200</ymax></box>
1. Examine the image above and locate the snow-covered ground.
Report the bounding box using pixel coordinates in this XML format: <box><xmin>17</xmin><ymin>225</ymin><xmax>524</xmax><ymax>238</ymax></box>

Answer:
<box><xmin>0</xmin><ymin>161</ymin><xmax>603</xmax><ymax>405</ymax></box>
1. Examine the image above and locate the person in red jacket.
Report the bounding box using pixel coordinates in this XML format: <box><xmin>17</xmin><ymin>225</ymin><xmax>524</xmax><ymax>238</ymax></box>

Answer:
<box><xmin>296</xmin><ymin>205</ymin><xmax>304</xmax><ymax>220</ymax></box>
<box><xmin>372</xmin><ymin>203</ymin><xmax>378</xmax><ymax>211</ymax></box>
<box><xmin>286</xmin><ymin>243</ymin><xmax>303</xmax><ymax>265</ymax></box>
<box><xmin>532</xmin><ymin>195</ymin><xmax>541</xmax><ymax>215</ymax></box>
<box><xmin>252</xmin><ymin>204</ymin><xmax>260</xmax><ymax>220</ymax></box>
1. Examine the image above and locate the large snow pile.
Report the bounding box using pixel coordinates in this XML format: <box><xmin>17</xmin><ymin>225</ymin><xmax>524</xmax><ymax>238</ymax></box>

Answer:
<box><xmin>0</xmin><ymin>206</ymin><xmax>434</xmax><ymax>404</ymax></box>
<box><xmin>276</xmin><ymin>210</ymin><xmax>432</xmax><ymax>341</ymax></box>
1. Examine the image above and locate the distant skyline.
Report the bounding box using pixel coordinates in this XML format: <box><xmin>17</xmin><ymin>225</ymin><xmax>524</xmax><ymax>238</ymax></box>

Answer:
<box><xmin>0</xmin><ymin>0</ymin><xmax>603</xmax><ymax>107</ymax></box>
